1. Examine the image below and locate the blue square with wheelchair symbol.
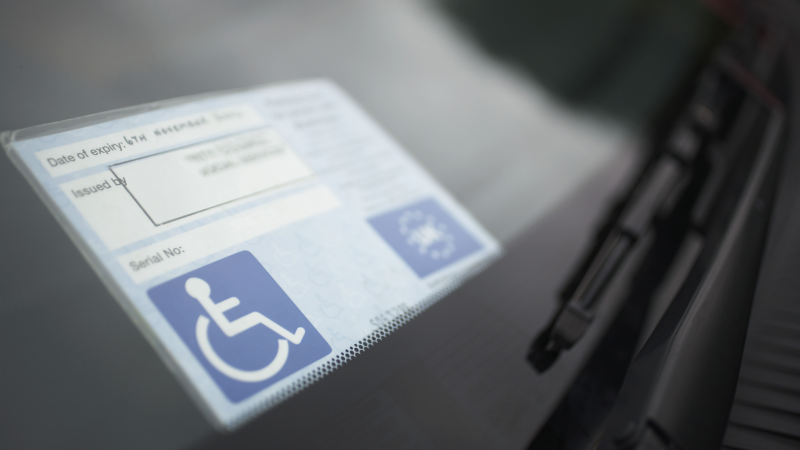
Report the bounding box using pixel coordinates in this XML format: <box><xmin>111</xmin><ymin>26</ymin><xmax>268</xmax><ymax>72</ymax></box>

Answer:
<box><xmin>368</xmin><ymin>198</ymin><xmax>482</xmax><ymax>278</ymax></box>
<box><xmin>148</xmin><ymin>251</ymin><xmax>331</xmax><ymax>403</ymax></box>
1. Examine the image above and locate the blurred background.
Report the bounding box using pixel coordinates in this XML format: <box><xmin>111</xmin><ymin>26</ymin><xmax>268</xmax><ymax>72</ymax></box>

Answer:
<box><xmin>0</xmin><ymin>0</ymin><xmax>725</xmax><ymax>448</ymax></box>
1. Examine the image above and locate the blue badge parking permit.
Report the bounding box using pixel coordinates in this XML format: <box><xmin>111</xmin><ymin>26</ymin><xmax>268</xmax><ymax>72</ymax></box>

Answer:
<box><xmin>1</xmin><ymin>80</ymin><xmax>501</xmax><ymax>428</ymax></box>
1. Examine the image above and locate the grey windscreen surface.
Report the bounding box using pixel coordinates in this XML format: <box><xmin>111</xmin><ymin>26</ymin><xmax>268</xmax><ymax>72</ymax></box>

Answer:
<box><xmin>0</xmin><ymin>1</ymin><xmax>633</xmax><ymax>449</ymax></box>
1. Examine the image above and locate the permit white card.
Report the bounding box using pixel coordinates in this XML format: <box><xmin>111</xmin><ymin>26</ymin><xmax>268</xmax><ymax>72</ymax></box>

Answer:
<box><xmin>2</xmin><ymin>80</ymin><xmax>501</xmax><ymax>428</ymax></box>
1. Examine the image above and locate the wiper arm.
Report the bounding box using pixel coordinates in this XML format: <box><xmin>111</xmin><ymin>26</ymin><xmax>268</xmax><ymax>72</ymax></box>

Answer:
<box><xmin>528</xmin><ymin>52</ymin><xmax>747</xmax><ymax>372</ymax></box>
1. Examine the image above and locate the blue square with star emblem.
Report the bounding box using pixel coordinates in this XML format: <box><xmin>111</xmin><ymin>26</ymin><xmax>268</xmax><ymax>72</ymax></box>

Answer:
<box><xmin>368</xmin><ymin>198</ymin><xmax>482</xmax><ymax>277</ymax></box>
<box><xmin>148</xmin><ymin>251</ymin><xmax>331</xmax><ymax>403</ymax></box>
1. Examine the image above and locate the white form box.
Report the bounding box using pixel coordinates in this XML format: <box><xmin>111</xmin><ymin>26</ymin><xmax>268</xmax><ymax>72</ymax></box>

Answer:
<box><xmin>118</xmin><ymin>186</ymin><xmax>341</xmax><ymax>283</ymax></box>
<box><xmin>110</xmin><ymin>128</ymin><xmax>313</xmax><ymax>226</ymax></box>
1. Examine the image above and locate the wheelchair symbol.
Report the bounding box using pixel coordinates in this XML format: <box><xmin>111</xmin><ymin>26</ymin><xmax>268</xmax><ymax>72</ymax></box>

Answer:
<box><xmin>185</xmin><ymin>277</ymin><xmax>305</xmax><ymax>383</ymax></box>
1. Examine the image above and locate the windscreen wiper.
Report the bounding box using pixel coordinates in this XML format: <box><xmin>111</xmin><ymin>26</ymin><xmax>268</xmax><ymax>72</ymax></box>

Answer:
<box><xmin>597</xmin><ymin>50</ymin><xmax>785</xmax><ymax>450</ymax></box>
<box><xmin>527</xmin><ymin>28</ymin><xmax>788</xmax><ymax>450</ymax></box>
<box><xmin>527</xmin><ymin>48</ymin><xmax>753</xmax><ymax>373</ymax></box>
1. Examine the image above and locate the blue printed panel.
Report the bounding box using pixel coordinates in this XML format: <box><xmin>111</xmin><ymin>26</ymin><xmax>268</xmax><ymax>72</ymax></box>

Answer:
<box><xmin>149</xmin><ymin>251</ymin><xmax>331</xmax><ymax>403</ymax></box>
<box><xmin>368</xmin><ymin>198</ymin><xmax>482</xmax><ymax>277</ymax></box>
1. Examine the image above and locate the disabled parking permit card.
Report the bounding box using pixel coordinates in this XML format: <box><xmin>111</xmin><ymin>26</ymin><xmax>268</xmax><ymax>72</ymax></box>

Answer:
<box><xmin>2</xmin><ymin>80</ymin><xmax>501</xmax><ymax>428</ymax></box>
